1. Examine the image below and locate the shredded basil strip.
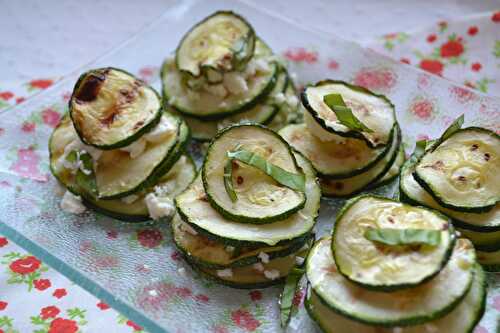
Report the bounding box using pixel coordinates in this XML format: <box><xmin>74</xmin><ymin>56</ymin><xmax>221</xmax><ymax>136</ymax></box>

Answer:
<box><xmin>323</xmin><ymin>93</ymin><xmax>373</xmax><ymax>133</ymax></box>
<box><xmin>67</xmin><ymin>151</ymin><xmax>98</xmax><ymax>197</ymax></box>
<box><xmin>223</xmin><ymin>159</ymin><xmax>238</xmax><ymax>202</ymax></box>
<box><xmin>441</xmin><ymin>114</ymin><xmax>464</xmax><ymax>142</ymax></box>
<box><xmin>280</xmin><ymin>267</ymin><xmax>305</xmax><ymax>327</ymax></box>
<box><xmin>364</xmin><ymin>228</ymin><xmax>441</xmax><ymax>246</ymax></box>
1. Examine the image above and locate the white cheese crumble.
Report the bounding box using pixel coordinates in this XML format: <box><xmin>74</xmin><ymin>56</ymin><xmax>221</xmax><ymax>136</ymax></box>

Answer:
<box><xmin>57</xmin><ymin>136</ymin><xmax>102</xmax><ymax>172</ymax></box>
<box><xmin>258</xmin><ymin>252</ymin><xmax>270</xmax><ymax>264</ymax></box>
<box><xmin>120</xmin><ymin>139</ymin><xmax>146</xmax><ymax>159</ymax></box>
<box><xmin>263</xmin><ymin>269</ymin><xmax>280</xmax><ymax>280</ymax></box>
<box><xmin>273</xmin><ymin>92</ymin><xmax>286</xmax><ymax>105</ymax></box>
<box><xmin>121</xmin><ymin>194</ymin><xmax>139</xmax><ymax>204</ymax></box>
<box><xmin>60</xmin><ymin>190</ymin><xmax>86</xmax><ymax>214</ymax></box>
<box><xmin>216</xmin><ymin>268</ymin><xmax>233</xmax><ymax>278</ymax></box>
<box><xmin>154</xmin><ymin>179</ymin><xmax>177</xmax><ymax>197</ymax></box>
<box><xmin>148</xmin><ymin>289</ymin><xmax>158</xmax><ymax>297</ymax></box>
<box><xmin>295</xmin><ymin>256</ymin><xmax>305</xmax><ymax>266</ymax></box>
<box><xmin>252</xmin><ymin>263</ymin><xmax>264</xmax><ymax>272</ymax></box>
<box><xmin>223</xmin><ymin>72</ymin><xmax>248</xmax><ymax>95</ymax></box>
<box><xmin>144</xmin><ymin>193</ymin><xmax>175</xmax><ymax>220</ymax></box>
<box><xmin>144</xmin><ymin>116</ymin><xmax>177</xmax><ymax>143</ymax></box>
<box><xmin>204</xmin><ymin>83</ymin><xmax>227</xmax><ymax>98</ymax></box>
<box><xmin>287</xmin><ymin>95</ymin><xmax>299</xmax><ymax>108</ymax></box>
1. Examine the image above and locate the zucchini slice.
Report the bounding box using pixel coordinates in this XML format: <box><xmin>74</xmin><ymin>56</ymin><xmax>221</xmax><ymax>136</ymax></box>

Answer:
<box><xmin>305</xmin><ymin>263</ymin><xmax>486</xmax><ymax>333</ymax></box>
<box><xmin>280</xmin><ymin>123</ymin><xmax>395</xmax><ymax>179</ymax></box>
<box><xmin>163</xmin><ymin>40</ymin><xmax>277</xmax><ymax>119</ymax></box>
<box><xmin>171</xmin><ymin>66</ymin><xmax>288</xmax><ymax>141</ymax></box>
<box><xmin>477</xmin><ymin>248</ymin><xmax>500</xmax><ymax>272</ymax></box>
<box><xmin>414</xmin><ymin>127</ymin><xmax>500</xmax><ymax>213</ymax></box>
<box><xmin>320</xmin><ymin>124</ymin><xmax>401</xmax><ymax>197</ymax></box>
<box><xmin>301</xmin><ymin>80</ymin><xmax>396</xmax><ymax>148</ymax></box>
<box><xmin>185</xmin><ymin>241</ymin><xmax>311</xmax><ymax>289</ymax></box>
<box><xmin>400</xmin><ymin>151</ymin><xmax>500</xmax><ymax>232</ymax></box>
<box><xmin>70</xmin><ymin>68</ymin><xmax>162</xmax><ymax>149</ymax></box>
<box><xmin>175</xmin><ymin>151</ymin><xmax>320</xmax><ymax>246</ymax></box>
<box><xmin>172</xmin><ymin>215</ymin><xmax>310</xmax><ymax>269</ymax></box>
<box><xmin>306</xmin><ymin>237</ymin><xmax>475</xmax><ymax>327</ymax></box>
<box><xmin>82</xmin><ymin>154</ymin><xmax>196</xmax><ymax>222</ymax></box>
<box><xmin>202</xmin><ymin>124</ymin><xmax>305</xmax><ymax>223</ymax></box>
<box><xmin>175</xmin><ymin>11</ymin><xmax>256</xmax><ymax>78</ymax></box>
<box><xmin>368</xmin><ymin>144</ymin><xmax>405</xmax><ymax>188</ymax></box>
<box><xmin>458</xmin><ymin>228</ymin><xmax>500</xmax><ymax>252</ymax></box>
<box><xmin>332</xmin><ymin>196</ymin><xmax>455</xmax><ymax>291</ymax></box>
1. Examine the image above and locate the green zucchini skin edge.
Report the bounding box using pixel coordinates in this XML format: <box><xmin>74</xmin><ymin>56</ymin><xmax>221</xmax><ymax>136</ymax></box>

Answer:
<box><xmin>69</xmin><ymin>67</ymin><xmax>163</xmax><ymax>150</ymax></box>
<box><xmin>400</xmin><ymin>152</ymin><xmax>500</xmax><ymax>233</ymax></box>
<box><xmin>173</xmin><ymin>232</ymin><xmax>312</xmax><ymax>270</ymax></box>
<box><xmin>365</xmin><ymin>145</ymin><xmax>405</xmax><ymax>189</ymax></box>
<box><xmin>321</xmin><ymin>124</ymin><xmax>402</xmax><ymax>198</ymax></box>
<box><xmin>331</xmin><ymin>194</ymin><xmax>457</xmax><ymax>292</ymax></box>
<box><xmin>300</xmin><ymin>79</ymin><xmax>396</xmax><ymax>149</ymax></box>
<box><xmin>307</xmin><ymin>237</ymin><xmax>474</xmax><ymax>327</ymax></box>
<box><xmin>412</xmin><ymin>127</ymin><xmax>500</xmax><ymax>214</ymax></box>
<box><xmin>100</xmin><ymin>117</ymin><xmax>189</xmax><ymax>200</ymax></box>
<box><xmin>304</xmin><ymin>264</ymin><xmax>487</xmax><ymax>333</ymax></box>
<box><xmin>201</xmin><ymin>123</ymin><xmax>306</xmax><ymax>224</ymax></box>
<box><xmin>482</xmin><ymin>264</ymin><xmax>500</xmax><ymax>272</ymax></box>
<box><xmin>161</xmin><ymin>58</ymin><xmax>279</xmax><ymax>120</ymax></box>
<box><xmin>174</xmin><ymin>11</ymin><xmax>256</xmax><ymax>79</ymax></box>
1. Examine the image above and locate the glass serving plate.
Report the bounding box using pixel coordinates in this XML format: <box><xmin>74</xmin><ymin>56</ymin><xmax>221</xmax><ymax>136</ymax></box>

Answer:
<box><xmin>0</xmin><ymin>0</ymin><xmax>498</xmax><ymax>332</ymax></box>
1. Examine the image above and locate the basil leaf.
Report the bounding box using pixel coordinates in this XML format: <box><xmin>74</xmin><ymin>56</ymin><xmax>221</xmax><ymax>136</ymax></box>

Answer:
<box><xmin>323</xmin><ymin>93</ymin><xmax>373</xmax><ymax>133</ymax></box>
<box><xmin>441</xmin><ymin>114</ymin><xmax>464</xmax><ymax>141</ymax></box>
<box><xmin>280</xmin><ymin>267</ymin><xmax>305</xmax><ymax>327</ymax></box>
<box><xmin>227</xmin><ymin>150</ymin><xmax>305</xmax><ymax>192</ymax></box>
<box><xmin>76</xmin><ymin>152</ymin><xmax>98</xmax><ymax>197</ymax></box>
<box><xmin>223</xmin><ymin>159</ymin><xmax>238</xmax><ymax>202</ymax></box>
<box><xmin>364</xmin><ymin>228</ymin><xmax>441</xmax><ymax>246</ymax></box>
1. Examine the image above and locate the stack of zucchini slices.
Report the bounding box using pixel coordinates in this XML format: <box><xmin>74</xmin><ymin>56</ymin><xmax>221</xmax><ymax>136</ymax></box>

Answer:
<box><xmin>305</xmin><ymin>195</ymin><xmax>487</xmax><ymax>333</ymax></box>
<box><xmin>400</xmin><ymin>116</ymin><xmax>500</xmax><ymax>272</ymax></box>
<box><xmin>280</xmin><ymin>80</ymin><xmax>405</xmax><ymax>197</ymax></box>
<box><xmin>173</xmin><ymin>124</ymin><xmax>321</xmax><ymax>288</ymax></box>
<box><xmin>49</xmin><ymin>67</ymin><xmax>194</xmax><ymax>222</ymax></box>
<box><xmin>160</xmin><ymin>11</ymin><xmax>300</xmax><ymax>141</ymax></box>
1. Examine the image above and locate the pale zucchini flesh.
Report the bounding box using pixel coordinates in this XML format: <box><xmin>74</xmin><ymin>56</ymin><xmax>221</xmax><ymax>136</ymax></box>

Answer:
<box><xmin>301</xmin><ymin>80</ymin><xmax>396</xmax><ymax>148</ymax></box>
<box><xmin>414</xmin><ymin>128</ymin><xmax>500</xmax><ymax>213</ymax></box>
<box><xmin>320</xmin><ymin>124</ymin><xmax>401</xmax><ymax>197</ymax></box>
<box><xmin>305</xmin><ymin>263</ymin><xmax>486</xmax><ymax>333</ymax></box>
<box><xmin>332</xmin><ymin>196</ymin><xmax>455</xmax><ymax>291</ymax></box>
<box><xmin>280</xmin><ymin>123</ymin><xmax>394</xmax><ymax>178</ymax></box>
<box><xmin>175</xmin><ymin>11</ymin><xmax>255</xmax><ymax>77</ymax></box>
<box><xmin>202</xmin><ymin>125</ymin><xmax>305</xmax><ymax>223</ymax></box>
<box><xmin>400</xmin><ymin>152</ymin><xmax>500</xmax><ymax>232</ymax></box>
<box><xmin>70</xmin><ymin>68</ymin><xmax>162</xmax><ymax>149</ymax></box>
<box><xmin>477</xmin><ymin>248</ymin><xmax>500</xmax><ymax>272</ymax></box>
<box><xmin>175</xmin><ymin>152</ymin><xmax>320</xmax><ymax>246</ymax></box>
<box><xmin>306</xmin><ymin>237</ymin><xmax>475</xmax><ymax>326</ymax></box>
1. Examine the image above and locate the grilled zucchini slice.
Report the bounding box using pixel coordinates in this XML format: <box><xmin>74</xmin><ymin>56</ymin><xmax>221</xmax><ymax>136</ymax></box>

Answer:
<box><xmin>477</xmin><ymin>248</ymin><xmax>500</xmax><ymax>272</ymax></box>
<box><xmin>414</xmin><ymin>127</ymin><xmax>500</xmax><ymax>213</ymax></box>
<box><xmin>301</xmin><ymin>80</ymin><xmax>396</xmax><ymax>148</ymax></box>
<box><xmin>175</xmin><ymin>151</ymin><xmax>320</xmax><ymax>246</ymax></box>
<box><xmin>307</xmin><ymin>237</ymin><xmax>475</xmax><ymax>327</ymax></box>
<box><xmin>163</xmin><ymin>39</ymin><xmax>277</xmax><ymax>119</ymax></box>
<box><xmin>320</xmin><ymin>124</ymin><xmax>401</xmax><ymax>197</ymax></box>
<box><xmin>332</xmin><ymin>196</ymin><xmax>455</xmax><ymax>291</ymax></box>
<box><xmin>176</xmin><ymin>11</ymin><xmax>255</xmax><ymax>78</ymax></box>
<box><xmin>202</xmin><ymin>124</ymin><xmax>305</xmax><ymax>223</ymax></box>
<box><xmin>69</xmin><ymin>68</ymin><xmax>162</xmax><ymax>149</ymax></box>
<box><xmin>400</xmin><ymin>150</ymin><xmax>500</xmax><ymax>233</ymax></box>
<box><xmin>368</xmin><ymin>144</ymin><xmax>405</xmax><ymax>188</ymax></box>
<box><xmin>280</xmin><ymin>123</ymin><xmax>395</xmax><ymax>179</ymax></box>
<box><xmin>82</xmin><ymin>154</ymin><xmax>195</xmax><ymax>222</ymax></box>
<box><xmin>458</xmin><ymin>228</ymin><xmax>500</xmax><ymax>252</ymax></box>
<box><xmin>305</xmin><ymin>263</ymin><xmax>486</xmax><ymax>333</ymax></box>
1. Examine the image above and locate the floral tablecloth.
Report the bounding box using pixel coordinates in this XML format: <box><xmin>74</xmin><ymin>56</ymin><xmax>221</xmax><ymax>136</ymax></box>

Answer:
<box><xmin>0</xmin><ymin>10</ymin><xmax>498</xmax><ymax>333</ymax></box>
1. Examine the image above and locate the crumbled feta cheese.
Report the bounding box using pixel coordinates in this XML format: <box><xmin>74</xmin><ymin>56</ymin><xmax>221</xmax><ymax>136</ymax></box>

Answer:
<box><xmin>273</xmin><ymin>92</ymin><xmax>286</xmax><ymax>105</ymax></box>
<box><xmin>223</xmin><ymin>72</ymin><xmax>248</xmax><ymax>95</ymax></box>
<box><xmin>263</xmin><ymin>269</ymin><xmax>280</xmax><ymax>280</ymax></box>
<box><xmin>204</xmin><ymin>83</ymin><xmax>227</xmax><ymax>98</ymax></box>
<box><xmin>154</xmin><ymin>179</ymin><xmax>177</xmax><ymax>197</ymax></box>
<box><xmin>57</xmin><ymin>136</ymin><xmax>102</xmax><ymax>172</ymax></box>
<box><xmin>121</xmin><ymin>194</ymin><xmax>139</xmax><ymax>204</ymax></box>
<box><xmin>120</xmin><ymin>139</ymin><xmax>146</xmax><ymax>159</ymax></box>
<box><xmin>216</xmin><ymin>268</ymin><xmax>233</xmax><ymax>278</ymax></box>
<box><xmin>60</xmin><ymin>190</ymin><xmax>86</xmax><ymax>214</ymax></box>
<box><xmin>455</xmin><ymin>230</ymin><xmax>462</xmax><ymax>237</ymax></box>
<box><xmin>253</xmin><ymin>59</ymin><xmax>270</xmax><ymax>73</ymax></box>
<box><xmin>180</xmin><ymin>222</ymin><xmax>198</xmax><ymax>236</ymax></box>
<box><xmin>258</xmin><ymin>252</ymin><xmax>270</xmax><ymax>264</ymax></box>
<box><xmin>253</xmin><ymin>263</ymin><xmax>264</xmax><ymax>272</ymax></box>
<box><xmin>178</xmin><ymin>267</ymin><xmax>187</xmax><ymax>277</ymax></box>
<box><xmin>295</xmin><ymin>256</ymin><xmax>305</xmax><ymax>266</ymax></box>
<box><xmin>225</xmin><ymin>246</ymin><xmax>235</xmax><ymax>253</ymax></box>
<box><xmin>148</xmin><ymin>289</ymin><xmax>158</xmax><ymax>297</ymax></box>
<box><xmin>287</xmin><ymin>95</ymin><xmax>299</xmax><ymax>108</ymax></box>
<box><xmin>144</xmin><ymin>116</ymin><xmax>177</xmax><ymax>143</ymax></box>
<box><xmin>144</xmin><ymin>193</ymin><xmax>175</xmax><ymax>220</ymax></box>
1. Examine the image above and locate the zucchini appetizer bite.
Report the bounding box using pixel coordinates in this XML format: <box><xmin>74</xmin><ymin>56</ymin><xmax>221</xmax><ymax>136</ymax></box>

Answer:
<box><xmin>174</xmin><ymin>130</ymin><xmax>321</xmax><ymax>287</ymax></box>
<box><xmin>400</xmin><ymin>117</ymin><xmax>500</xmax><ymax>270</ymax></box>
<box><xmin>161</xmin><ymin>11</ymin><xmax>300</xmax><ymax>139</ymax></box>
<box><xmin>332</xmin><ymin>196</ymin><xmax>455</xmax><ymax>291</ymax></box>
<box><xmin>281</xmin><ymin>79</ymin><xmax>402</xmax><ymax>197</ymax></box>
<box><xmin>49</xmin><ymin>69</ymin><xmax>195</xmax><ymax>222</ymax></box>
